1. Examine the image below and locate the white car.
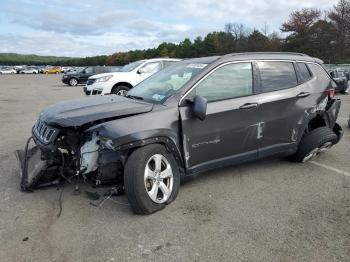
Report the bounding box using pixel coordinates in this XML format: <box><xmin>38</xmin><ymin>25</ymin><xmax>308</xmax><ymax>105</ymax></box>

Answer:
<box><xmin>84</xmin><ymin>58</ymin><xmax>180</xmax><ymax>96</ymax></box>
<box><xmin>61</xmin><ymin>67</ymin><xmax>73</xmax><ymax>73</ymax></box>
<box><xmin>0</xmin><ymin>67</ymin><xmax>16</xmax><ymax>74</ymax></box>
<box><xmin>19</xmin><ymin>67</ymin><xmax>39</xmax><ymax>74</ymax></box>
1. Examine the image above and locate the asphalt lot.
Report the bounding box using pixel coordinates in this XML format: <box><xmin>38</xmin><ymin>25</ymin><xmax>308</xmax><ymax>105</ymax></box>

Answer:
<box><xmin>0</xmin><ymin>74</ymin><xmax>349</xmax><ymax>262</ymax></box>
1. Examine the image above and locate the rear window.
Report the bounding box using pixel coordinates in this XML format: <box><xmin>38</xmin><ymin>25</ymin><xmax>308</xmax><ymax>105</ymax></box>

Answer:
<box><xmin>257</xmin><ymin>61</ymin><xmax>298</xmax><ymax>92</ymax></box>
<box><xmin>296</xmin><ymin>62</ymin><xmax>312</xmax><ymax>83</ymax></box>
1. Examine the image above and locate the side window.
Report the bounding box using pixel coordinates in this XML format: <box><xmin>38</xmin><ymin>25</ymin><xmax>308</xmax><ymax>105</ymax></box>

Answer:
<box><xmin>84</xmin><ymin>67</ymin><xmax>93</xmax><ymax>74</ymax></box>
<box><xmin>163</xmin><ymin>61</ymin><xmax>177</xmax><ymax>68</ymax></box>
<box><xmin>140</xmin><ymin>62</ymin><xmax>162</xmax><ymax>74</ymax></box>
<box><xmin>296</xmin><ymin>62</ymin><xmax>312</xmax><ymax>83</ymax></box>
<box><xmin>257</xmin><ymin>61</ymin><xmax>298</xmax><ymax>92</ymax></box>
<box><xmin>194</xmin><ymin>62</ymin><xmax>253</xmax><ymax>102</ymax></box>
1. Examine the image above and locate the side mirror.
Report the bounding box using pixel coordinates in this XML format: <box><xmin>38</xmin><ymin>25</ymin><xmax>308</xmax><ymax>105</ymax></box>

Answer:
<box><xmin>193</xmin><ymin>95</ymin><xmax>207</xmax><ymax>121</ymax></box>
<box><xmin>329</xmin><ymin>71</ymin><xmax>335</xmax><ymax>78</ymax></box>
<box><xmin>137</xmin><ymin>67</ymin><xmax>147</xmax><ymax>74</ymax></box>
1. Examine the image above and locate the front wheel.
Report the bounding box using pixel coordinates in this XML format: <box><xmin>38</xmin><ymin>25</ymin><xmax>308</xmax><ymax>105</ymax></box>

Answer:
<box><xmin>69</xmin><ymin>78</ymin><xmax>78</xmax><ymax>86</ymax></box>
<box><xmin>111</xmin><ymin>85</ymin><xmax>129</xmax><ymax>96</ymax></box>
<box><xmin>290</xmin><ymin>127</ymin><xmax>338</xmax><ymax>163</ymax></box>
<box><xmin>124</xmin><ymin>144</ymin><xmax>180</xmax><ymax>214</ymax></box>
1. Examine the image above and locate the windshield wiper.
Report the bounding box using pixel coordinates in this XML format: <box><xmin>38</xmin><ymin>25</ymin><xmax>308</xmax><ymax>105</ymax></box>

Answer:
<box><xmin>125</xmin><ymin>94</ymin><xmax>144</xmax><ymax>100</ymax></box>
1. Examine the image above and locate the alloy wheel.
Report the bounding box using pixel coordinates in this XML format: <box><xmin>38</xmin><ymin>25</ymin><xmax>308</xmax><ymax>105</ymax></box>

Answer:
<box><xmin>144</xmin><ymin>154</ymin><xmax>173</xmax><ymax>204</ymax></box>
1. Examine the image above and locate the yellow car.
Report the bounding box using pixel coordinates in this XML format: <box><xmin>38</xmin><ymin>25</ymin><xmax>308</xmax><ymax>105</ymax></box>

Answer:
<box><xmin>46</xmin><ymin>67</ymin><xmax>63</xmax><ymax>74</ymax></box>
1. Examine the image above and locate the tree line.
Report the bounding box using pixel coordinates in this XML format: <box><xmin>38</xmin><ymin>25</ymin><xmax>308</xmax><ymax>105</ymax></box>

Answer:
<box><xmin>1</xmin><ymin>0</ymin><xmax>349</xmax><ymax>66</ymax></box>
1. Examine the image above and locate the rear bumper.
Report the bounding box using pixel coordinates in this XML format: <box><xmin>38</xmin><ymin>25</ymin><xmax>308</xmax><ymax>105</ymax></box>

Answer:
<box><xmin>325</xmin><ymin>98</ymin><xmax>343</xmax><ymax>143</ymax></box>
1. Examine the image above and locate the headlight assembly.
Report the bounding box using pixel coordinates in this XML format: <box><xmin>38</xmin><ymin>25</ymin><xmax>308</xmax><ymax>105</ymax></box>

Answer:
<box><xmin>95</xmin><ymin>75</ymin><xmax>113</xmax><ymax>83</ymax></box>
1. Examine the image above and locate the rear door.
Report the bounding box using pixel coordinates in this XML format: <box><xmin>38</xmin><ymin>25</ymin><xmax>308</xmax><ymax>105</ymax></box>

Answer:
<box><xmin>180</xmin><ymin>62</ymin><xmax>261</xmax><ymax>172</ymax></box>
<box><xmin>255</xmin><ymin>61</ymin><xmax>317</xmax><ymax>157</ymax></box>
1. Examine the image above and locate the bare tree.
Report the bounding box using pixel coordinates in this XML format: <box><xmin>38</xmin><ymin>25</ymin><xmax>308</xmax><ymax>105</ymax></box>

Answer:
<box><xmin>328</xmin><ymin>0</ymin><xmax>350</xmax><ymax>57</ymax></box>
<box><xmin>225</xmin><ymin>23</ymin><xmax>248</xmax><ymax>39</ymax></box>
<box><xmin>281</xmin><ymin>8</ymin><xmax>321</xmax><ymax>34</ymax></box>
<box><xmin>261</xmin><ymin>22</ymin><xmax>269</xmax><ymax>36</ymax></box>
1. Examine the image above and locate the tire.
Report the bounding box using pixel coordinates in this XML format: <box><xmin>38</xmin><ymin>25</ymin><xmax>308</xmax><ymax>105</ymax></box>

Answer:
<box><xmin>124</xmin><ymin>144</ymin><xmax>180</xmax><ymax>214</ymax></box>
<box><xmin>111</xmin><ymin>85</ymin><xmax>129</xmax><ymax>96</ymax></box>
<box><xmin>68</xmin><ymin>78</ymin><xmax>78</xmax><ymax>86</ymax></box>
<box><xmin>290</xmin><ymin>127</ymin><xmax>338</xmax><ymax>163</ymax></box>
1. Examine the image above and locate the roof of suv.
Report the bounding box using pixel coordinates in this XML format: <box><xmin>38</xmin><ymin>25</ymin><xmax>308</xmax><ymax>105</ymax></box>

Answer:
<box><xmin>182</xmin><ymin>52</ymin><xmax>323</xmax><ymax>64</ymax></box>
<box><xmin>144</xmin><ymin>58</ymin><xmax>181</xmax><ymax>62</ymax></box>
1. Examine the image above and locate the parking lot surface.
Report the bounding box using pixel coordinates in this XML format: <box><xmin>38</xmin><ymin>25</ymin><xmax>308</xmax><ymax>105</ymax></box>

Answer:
<box><xmin>0</xmin><ymin>75</ymin><xmax>349</xmax><ymax>262</ymax></box>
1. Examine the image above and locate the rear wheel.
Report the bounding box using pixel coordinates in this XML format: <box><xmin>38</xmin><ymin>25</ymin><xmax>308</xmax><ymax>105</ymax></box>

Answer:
<box><xmin>111</xmin><ymin>85</ymin><xmax>129</xmax><ymax>96</ymax></box>
<box><xmin>290</xmin><ymin>127</ymin><xmax>338</xmax><ymax>163</ymax></box>
<box><xmin>124</xmin><ymin>144</ymin><xmax>180</xmax><ymax>214</ymax></box>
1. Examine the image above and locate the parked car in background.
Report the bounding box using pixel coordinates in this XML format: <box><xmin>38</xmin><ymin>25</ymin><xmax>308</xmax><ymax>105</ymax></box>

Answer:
<box><xmin>345</xmin><ymin>70</ymin><xmax>349</xmax><ymax>81</ymax></box>
<box><xmin>0</xmin><ymin>67</ymin><xmax>16</xmax><ymax>74</ymax></box>
<box><xmin>61</xmin><ymin>67</ymin><xmax>73</xmax><ymax>73</ymax></box>
<box><xmin>14</xmin><ymin>65</ymin><xmax>25</xmax><ymax>73</ymax></box>
<box><xmin>62</xmin><ymin>66</ymin><xmax>118</xmax><ymax>86</ymax></box>
<box><xmin>18</xmin><ymin>66</ymin><xmax>39</xmax><ymax>74</ymax></box>
<box><xmin>84</xmin><ymin>58</ymin><xmax>180</xmax><ymax>96</ymax></box>
<box><xmin>46</xmin><ymin>67</ymin><xmax>63</xmax><ymax>74</ymax></box>
<box><xmin>329</xmin><ymin>68</ymin><xmax>348</xmax><ymax>94</ymax></box>
<box><xmin>16</xmin><ymin>52</ymin><xmax>343</xmax><ymax>214</ymax></box>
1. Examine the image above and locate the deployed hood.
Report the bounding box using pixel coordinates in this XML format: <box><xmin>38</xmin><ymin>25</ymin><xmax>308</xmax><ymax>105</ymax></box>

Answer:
<box><xmin>40</xmin><ymin>95</ymin><xmax>153</xmax><ymax>127</ymax></box>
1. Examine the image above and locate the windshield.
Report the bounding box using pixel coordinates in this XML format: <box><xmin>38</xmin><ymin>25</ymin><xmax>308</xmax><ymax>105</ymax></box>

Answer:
<box><xmin>120</xmin><ymin>61</ymin><xmax>145</xmax><ymax>72</ymax></box>
<box><xmin>127</xmin><ymin>62</ymin><xmax>208</xmax><ymax>103</ymax></box>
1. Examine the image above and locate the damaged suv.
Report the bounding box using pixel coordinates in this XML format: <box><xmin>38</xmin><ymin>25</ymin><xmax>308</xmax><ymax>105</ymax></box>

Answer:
<box><xmin>16</xmin><ymin>52</ymin><xmax>343</xmax><ymax>214</ymax></box>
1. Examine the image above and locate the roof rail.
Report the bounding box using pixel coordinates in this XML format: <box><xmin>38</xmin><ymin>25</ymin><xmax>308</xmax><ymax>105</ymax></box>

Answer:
<box><xmin>228</xmin><ymin>52</ymin><xmax>310</xmax><ymax>57</ymax></box>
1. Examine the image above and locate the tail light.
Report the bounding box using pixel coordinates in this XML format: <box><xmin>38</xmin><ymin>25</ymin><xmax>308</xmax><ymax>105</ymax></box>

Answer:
<box><xmin>328</xmin><ymin>88</ymin><xmax>335</xmax><ymax>98</ymax></box>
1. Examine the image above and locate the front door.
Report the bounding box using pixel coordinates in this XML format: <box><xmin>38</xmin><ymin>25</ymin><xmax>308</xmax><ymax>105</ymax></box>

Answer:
<box><xmin>179</xmin><ymin>62</ymin><xmax>261</xmax><ymax>173</ymax></box>
<box><xmin>80</xmin><ymin>67</ymin><xmax>94</xmax><ymax>82</ymax></box>
<box><xmin>136</xmin><ymin>61</ymin><xmax>162</xmax><ymax>84</ymax></box>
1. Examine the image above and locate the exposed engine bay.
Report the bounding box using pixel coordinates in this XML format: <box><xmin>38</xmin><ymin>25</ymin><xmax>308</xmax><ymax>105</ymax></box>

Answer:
<box><xmin>15</xmin><ymin>126</ymin><xmax>125</xmax><ymax>192</ymax></box>
<box><xmin>14</xmin><ymin>95</ymin><xmax>155</xmax><ymax>191</ymax></box>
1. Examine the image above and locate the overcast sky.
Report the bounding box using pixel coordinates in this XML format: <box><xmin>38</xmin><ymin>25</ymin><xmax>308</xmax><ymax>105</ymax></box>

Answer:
<box><xmin>0</xmin><ymin>0</ymin><xmax>339</xmax><ymax>57</ymax></box>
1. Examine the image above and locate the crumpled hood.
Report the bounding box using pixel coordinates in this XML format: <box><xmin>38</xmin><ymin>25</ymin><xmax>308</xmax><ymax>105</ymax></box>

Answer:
<box><xmin>40</xmin><ymin>95</ymin><xmax>153</xmax><ymax>127</ymax></box>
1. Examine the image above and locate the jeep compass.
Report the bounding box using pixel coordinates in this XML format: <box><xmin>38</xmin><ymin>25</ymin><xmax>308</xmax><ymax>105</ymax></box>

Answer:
<box><xmin>16</xmin><ymin>52</ymin><xmax>343</xmax><ymax>214</ymax></box>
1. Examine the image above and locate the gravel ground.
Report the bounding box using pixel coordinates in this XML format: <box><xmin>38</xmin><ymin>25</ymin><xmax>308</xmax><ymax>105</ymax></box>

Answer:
<box><xmin>0</xmin><ymin>74</ymin><xmax>349</xmax><ymax>262</ymax></box>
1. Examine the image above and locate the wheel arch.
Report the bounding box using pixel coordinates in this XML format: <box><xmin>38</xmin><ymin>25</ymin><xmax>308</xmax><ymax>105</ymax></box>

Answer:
<box><xmin>69</xmin><ymin>77</ymin><xmax>78</xmax><ymax>82</ymax></box>
<box><xmin>112</xmin><ymin>82</ymin><xmax>133</xmax><ymax>92</ymax></box>
<box><xmin>116</xmin><ymin>136</ymin><xmax>185</xmax><ymax>171</ymax></box>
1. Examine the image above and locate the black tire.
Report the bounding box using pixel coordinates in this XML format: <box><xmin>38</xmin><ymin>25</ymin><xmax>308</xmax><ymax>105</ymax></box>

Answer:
<box><xmin>290</xmin><ymin>127</ymin><xmax>338</xmax><ymax>163</ymax></box>
<box><xmin>68</xmin><ymin>78</ymin><xmax>78</xmax><ymax>86</ymax></box>
<box><xmin>124</xmin><ymin>144</ymin><xmax>180</xmax><ymax>214</ymax></box>
<box><xmin>111</xmin><ymin>85</ymin><xmax>129</xmax><ymax>96</ymax></box>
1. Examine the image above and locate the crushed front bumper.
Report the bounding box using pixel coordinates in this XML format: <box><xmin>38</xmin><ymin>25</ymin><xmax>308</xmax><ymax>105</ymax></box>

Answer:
<box><xmin>15</xmin><ymin>138</ymin><xmax>60</xmax><ymax>191</ymax></box>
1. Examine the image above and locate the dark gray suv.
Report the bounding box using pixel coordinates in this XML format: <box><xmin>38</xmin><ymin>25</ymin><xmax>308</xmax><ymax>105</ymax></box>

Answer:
<box><xmin>16</xmin><ymin>52</ymin><xmax>343</xmax><ymax>214</ymax></box>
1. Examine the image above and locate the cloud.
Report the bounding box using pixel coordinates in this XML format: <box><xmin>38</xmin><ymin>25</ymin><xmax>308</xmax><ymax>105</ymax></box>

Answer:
<box><xmin>0</xmin><ymin>0</ymin><xmax>340</xmax><ymax>56</ymax></box>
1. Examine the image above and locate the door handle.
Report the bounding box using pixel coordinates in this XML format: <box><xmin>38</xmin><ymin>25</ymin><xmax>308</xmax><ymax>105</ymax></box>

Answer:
<box><xmin>239</xmin><ymin>103</ymin><xmax>259</xmax><ymax>109</ymax></box>
<box><xmin>296</xmin><ymin>92</ymin><xmax>310</xmax><ymax>98</ymax></box>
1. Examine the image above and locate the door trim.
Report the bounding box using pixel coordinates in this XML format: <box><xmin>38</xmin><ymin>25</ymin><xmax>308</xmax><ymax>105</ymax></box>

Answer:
<box><xmin>185</xmin><ymin>149</ymin><xmax>257</xmax><ymax>176</ymax></box>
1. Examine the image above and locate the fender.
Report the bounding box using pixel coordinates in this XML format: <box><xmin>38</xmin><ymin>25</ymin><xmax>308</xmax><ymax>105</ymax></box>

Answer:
<box><xmin>111</xmin><ymin>135</ymin><xmax>184</xmax><ymax>169</ymax></box>
<box><xmin>87</xmin><ymin>106</ymin><xmax>185</xmax><ymax>169</ymax></box>
<box><xmin>296</xmin><ymin>98</ymin><xmax>342</xmax><ymax>144</ymax></box>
